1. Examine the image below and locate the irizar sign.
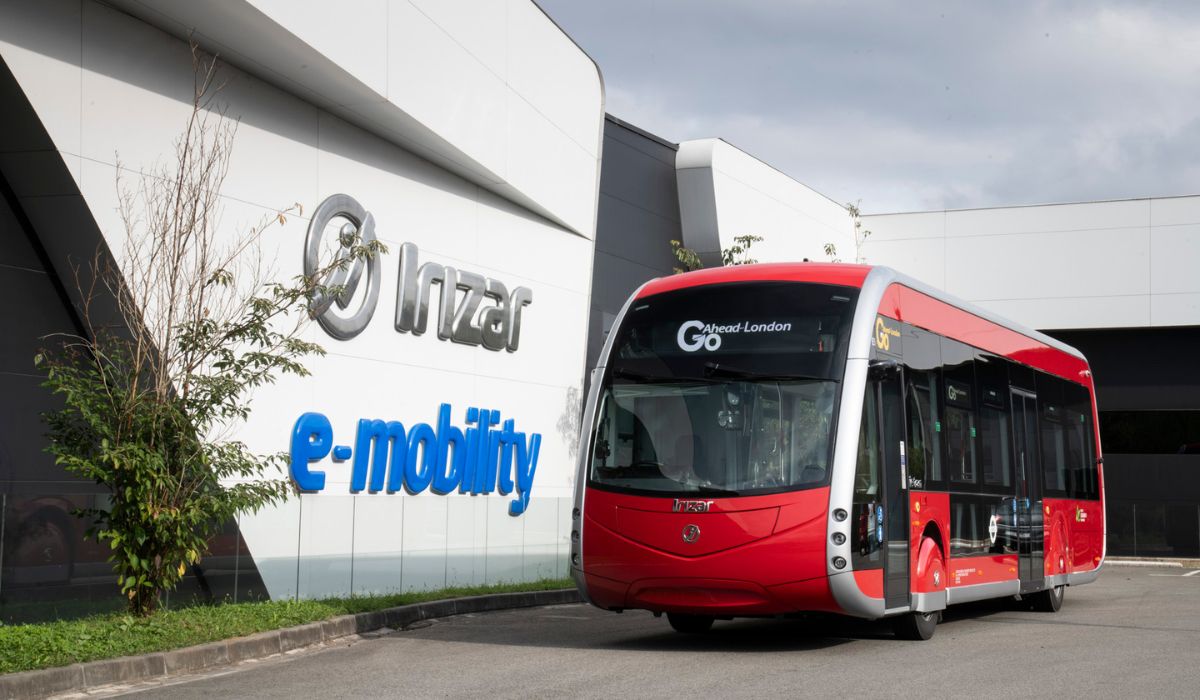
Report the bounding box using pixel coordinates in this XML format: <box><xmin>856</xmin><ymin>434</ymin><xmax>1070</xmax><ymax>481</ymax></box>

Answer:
<box><xmin>305</xmin><ymin>193</ymin><xmax>532</xmax><ymax>348</ymax></box>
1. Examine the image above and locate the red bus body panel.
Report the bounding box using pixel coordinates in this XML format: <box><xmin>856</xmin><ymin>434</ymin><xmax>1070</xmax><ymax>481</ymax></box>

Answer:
<box><xmin>582</xmin><ymin>488</ymin><xmax>838</xmax><ymax>614</ymax></box>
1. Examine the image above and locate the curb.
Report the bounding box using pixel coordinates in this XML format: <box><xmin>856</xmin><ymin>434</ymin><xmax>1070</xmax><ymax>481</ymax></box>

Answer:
<box><xmin>0</xmin><ymin>588</ymin><xmax>581</xmax><ymax>700</ymax></box>
<box><xmin>1105</xmin><ymin>557</ymin><xmax>1200</xmax><ymax>568</ymax></box>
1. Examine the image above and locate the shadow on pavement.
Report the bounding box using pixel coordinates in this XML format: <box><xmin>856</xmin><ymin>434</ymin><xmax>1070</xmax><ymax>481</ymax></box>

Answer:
<box><xmin>394</xmin><ymin>596</ymin><xmax>1035</xmax><ymax>653</ymax></box>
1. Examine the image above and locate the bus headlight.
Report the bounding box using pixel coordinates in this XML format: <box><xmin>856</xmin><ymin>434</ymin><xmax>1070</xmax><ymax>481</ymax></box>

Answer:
<box><xmin>832</xmin><ymin>556</ymin><xmax>847</xmax><ymax>570</ymax></box>
<box><xmin>831</xmin><ymin>532</ymin><xmax>846</xmax><ymax>545</ymax></box>
<box><xmin>833</xmin><ymin>508</ymin><xmax>848</xmax><ymax>522</ymax></box>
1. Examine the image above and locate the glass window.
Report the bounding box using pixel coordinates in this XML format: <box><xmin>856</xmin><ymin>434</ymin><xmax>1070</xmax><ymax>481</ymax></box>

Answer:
<box><xmin>1064</xmin><ymin>382</ymin><xmax>1098</xmax><ymax>500</ymax></box>
<box><xmin>941</xmin><ymin>339</ymin><xmax>976</xmax><ymax>489</ymax></box>
<box><xmin>611</xmin><ymin>281</ymin><xmax>859</xmax><ymax>382</ymax></box>
<box><xmin>945</xmin><ymin>404</ymin><xmax>977</xmax><ymax>486</ymax></box>
<box><xmin>905</xmin><ymin>372</ymin><xmax>938</xmax><ymax>489</ymax></box>
<box><xmin>590</xmin><ymin>378</ymin><xmax>838</xmax><ymax>495</ymax></box>
<box><xmin>974</xmin><ymin>352</ymin><xmax>1010</xmax><ymax>491</ymax></box>
<box><xmin>591</xmin><ymin>281</ymin><xmax>860</xmax><ymax>497</ymax></box>
<box><xmin>1099</xmin><ymin>410</ymin><xmax>1200</xmax><ymax>455</ymax></box>
<box><xmin>852</xmin><ymin>386</ymin><xmax>882</xmax><ymax>567</ymax></box>
<box><xmin>1037</xmin><ymin>374</ymin><xmax>1069</xmax><ymax>496</ymax></box>
<box><xmin>979</xmin><ymin>405</ymin><xmax>1011</xmax><ymax>488</ymax></box>
<box><xmin>1040</xmin><ymin>404</ymin><xmax>1068</xmax><ymax>494</ymax></box>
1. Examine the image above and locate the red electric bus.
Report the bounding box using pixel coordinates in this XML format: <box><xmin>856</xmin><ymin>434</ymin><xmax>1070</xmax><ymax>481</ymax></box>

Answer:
<box><xmin>570</xmin><ymin>263</ymin><xmax>1104</xmax><ymax>640</ymax></box>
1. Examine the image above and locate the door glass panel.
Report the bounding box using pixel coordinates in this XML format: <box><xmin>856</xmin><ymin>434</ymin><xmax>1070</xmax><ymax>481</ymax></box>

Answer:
<box><xmin>905</xmin><ymin>371</ymin><xmax>939</xmax><ymax>488</ymax></box>
<box><xmin>852</xmin><ymin>386</ymin><xmax>882</xmax><ymax>568</ymax></box>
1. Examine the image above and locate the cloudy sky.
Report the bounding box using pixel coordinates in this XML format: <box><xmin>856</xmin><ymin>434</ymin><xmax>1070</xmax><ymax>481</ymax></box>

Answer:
<box><xmin>538</xmin><ymin>1</ymin><xmax>1200</xmax><ymax>214</ymax></box>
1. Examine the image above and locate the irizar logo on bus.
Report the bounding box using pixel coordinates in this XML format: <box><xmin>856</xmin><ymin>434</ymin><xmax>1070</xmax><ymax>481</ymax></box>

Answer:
<box><xmin>676</xmin><ymin>319</ymin><xmax>794</xmax><ymax>352</ymax></box>
<box><xmin>673</xmin><ymin>499</ymin><xmax>714</xmax><ymax>513</ymax></box>
<box><xmin>289</xmin><ymin>404</ymin><xmax>542</xmax><ymax>515</ymax></box>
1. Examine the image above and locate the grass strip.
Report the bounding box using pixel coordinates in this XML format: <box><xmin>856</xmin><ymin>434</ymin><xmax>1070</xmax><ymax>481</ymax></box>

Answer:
<box><xmin>0</xmin><ymin>577</ymin><xmax>572</xmax><ymax>675</ymax></box>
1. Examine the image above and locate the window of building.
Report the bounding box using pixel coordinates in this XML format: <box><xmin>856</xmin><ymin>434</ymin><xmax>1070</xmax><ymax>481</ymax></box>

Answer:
<box><xmin>1099</xmin><ymin>410</ymin><xmax>1200</xmax><ymax>455</ymax></box>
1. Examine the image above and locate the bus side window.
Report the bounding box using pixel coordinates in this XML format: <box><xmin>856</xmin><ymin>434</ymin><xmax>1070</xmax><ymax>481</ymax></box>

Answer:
<box><xmin>853</xmin><ymin>386</ymin><xmax>882</xmax><ymax>566</ymax></box>
<box><xmin>905</xmin><ymin>371</ymin><xmax>938</xmax><ymax>489</ymax></box>
<box><xmin>979</xmin><ymin>401</ymin><xmax>1012</xmax><ymax>489</ymax></box>
<box><xmin>975</xmin><ymin>352</ymin><xmax>1011</xmax><ymax>492</ymax></box>
<box><xmin>940</xmin><ymin>338</ymin><xmax>977</xmax><ymax>489</ymax></box>
<box><xmin>1064</xmin><ymin>382</ymin><xmax>1098</xmax><ymax>500</ymax></box>
<box><xmin>1037</xmin><ymin>374</ymin><xmax>1069</xmax><ymax>496</ymax></box>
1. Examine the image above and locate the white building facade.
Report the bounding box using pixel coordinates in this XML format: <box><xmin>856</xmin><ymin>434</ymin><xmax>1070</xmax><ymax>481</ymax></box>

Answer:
<box><xmin>0</xmin><ymin>0</ymin><xmax>603</xmax><ymax>609</ymax></box>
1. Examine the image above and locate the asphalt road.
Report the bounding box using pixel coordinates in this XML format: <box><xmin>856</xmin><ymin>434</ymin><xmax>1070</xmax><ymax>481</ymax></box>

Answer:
<box><xmin>116</xmin><ymin>566</ymin><xmax>1200</xmax><ymax>698</ymax></box>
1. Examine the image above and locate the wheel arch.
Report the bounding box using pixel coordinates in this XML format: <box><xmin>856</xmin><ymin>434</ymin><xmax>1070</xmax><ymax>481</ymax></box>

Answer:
<box><xmin>921</xmin><ymin>521</ymin><xmax>945</xmax><ymax>560</ymax></box>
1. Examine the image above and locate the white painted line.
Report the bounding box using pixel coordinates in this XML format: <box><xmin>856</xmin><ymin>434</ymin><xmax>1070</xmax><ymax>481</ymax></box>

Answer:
<box><xmin>1184</xmin><ymin>569</ymin><xmax>1200</xmax><ymax>577</ymax></box>
<box><xmin>1149</xmin><ymin>573</ymin><xmax>1184</xmax><ymax>577</ymax></box>
<box><xmin>1104</xmin><ymin>560</ymin><xmax>1184</xmax><ymax>568</ymax></box>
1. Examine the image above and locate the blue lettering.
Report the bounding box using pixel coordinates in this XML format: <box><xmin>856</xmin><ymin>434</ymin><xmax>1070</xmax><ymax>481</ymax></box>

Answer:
<box><xmin>510</xmin><ymin>433</ymin><xmax>541</xmax><ymax>515</ymax></box>
<box><xmin>460</xmin><ymin>407</ymin><xmax>481</xmax><ymax>494</ymax></box>
<box><xmin>287</xmin><ymin>404</ymin><xmax>542</xmax><ymax>515</ymax></box>
<box><xmin>352</xmin><ymin>419</ymin><xmax>406</xmax><ymax>493</ymax></box>
<box><xmin>405</xmin><ymin>422</ymin><xmax>437</xmax><ymax>493</ymax></box>
<box><xmin>481</xmin><ymin>411</ymin><xmax>502</xmax><ymax>494</ymax></box>
<box><xmin>290</xmin><ymin>413</ymin><xmax>331</xmax><ymax>491</ymax></box>
<box><xmin>432</xmin><ymin>403</ymin><xmax>466</xmax><ymax>494</ymax></box>
<box><xmin>470</xmin><ymin>409</ymin><xmax>496</xmax><ymax>493</ymax></box>
<box><xmin>497</xmin><ymin>419</ymin><xmax>516</xmax><ymax>495</ymax></box>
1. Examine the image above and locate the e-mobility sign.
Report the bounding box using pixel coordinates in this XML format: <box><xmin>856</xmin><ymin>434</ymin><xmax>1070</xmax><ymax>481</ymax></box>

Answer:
<box><xmin>290</xmin><ymin>404</ymin><xmax>542</xmax><ymax>516</ymax></box>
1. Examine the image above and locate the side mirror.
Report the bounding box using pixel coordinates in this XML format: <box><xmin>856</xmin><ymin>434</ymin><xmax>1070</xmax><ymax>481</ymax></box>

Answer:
<box><xmin>868</xmin><ymin>359</ymin><xmax>901</xmax><ymax>380</ymax></box>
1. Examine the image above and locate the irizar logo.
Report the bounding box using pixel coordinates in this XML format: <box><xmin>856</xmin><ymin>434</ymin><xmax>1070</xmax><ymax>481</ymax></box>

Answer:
<box><xmin>676</xmin><ymin>319</ymin><xmax>794</xmax><ymax>352</ymax></box>
<box><xmin>289</xmin><ymin>404</ymin><xmax>542</xmax><ymax>516</ymax></box>
<box><xmin>305</xmin><ymin>193</ymin><xmax>532</xmax><ymax>349</ymax></box>
<box><xmin>304</xmin><ymin>194</ymin><xmax>381</xmax><ymax>340</ymax></box>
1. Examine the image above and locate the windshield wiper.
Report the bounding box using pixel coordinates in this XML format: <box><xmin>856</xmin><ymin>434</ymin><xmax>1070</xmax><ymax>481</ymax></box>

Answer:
<box><xmin>703</xmin><ymin>361</ymin><xmax>835</xmax><ymax>382</ymax></box>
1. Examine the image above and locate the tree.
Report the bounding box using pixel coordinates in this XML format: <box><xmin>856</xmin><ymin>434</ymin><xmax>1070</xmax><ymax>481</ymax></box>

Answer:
<box><xmin>825</xmin><ymin>200</ymin><xmax>872</xmax><ymax>263</ymax></box>
<box><xmin>36</xmin><ymin>44</ymin><xmax>382</xmax><ymax>615</ymax></box>
<box><xmin>670</xmin><ymin>234</ymin><xmax>763</xmax><ymax>274</ymax></box>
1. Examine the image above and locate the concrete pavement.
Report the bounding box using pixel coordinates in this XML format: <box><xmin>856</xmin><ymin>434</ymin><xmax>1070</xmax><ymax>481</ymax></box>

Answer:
<box><xmin>107</xmin><ymin>566</ymin><xmax>1200</xmax><ymax>698</ymax></box>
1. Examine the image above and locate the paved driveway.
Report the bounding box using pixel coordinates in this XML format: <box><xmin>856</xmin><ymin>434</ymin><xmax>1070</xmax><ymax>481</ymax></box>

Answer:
<box><xmin>119</xmin><ymin>566</ymin><xmax>1200</xmax><ymax>698</ymax></box>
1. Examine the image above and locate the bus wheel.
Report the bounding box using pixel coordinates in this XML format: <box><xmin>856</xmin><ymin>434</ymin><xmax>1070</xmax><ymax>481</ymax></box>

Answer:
<box><xmin>1029</xmin><ymin>584</ymin><xmax>1065</xmax><ymax>613</ymax></box>
<box><xmin>893</xmin><ymin>611</ymin><xmax>938</xmax><ymax>641</ymax></box>
<box><xmin>667</xmin><ymin>613</ymin><xmax>715</xmax><ymax>634</ymax></box>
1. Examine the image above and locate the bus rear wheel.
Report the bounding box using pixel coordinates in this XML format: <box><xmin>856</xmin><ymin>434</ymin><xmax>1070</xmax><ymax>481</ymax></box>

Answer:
<box><xmin>667</xmin><ymin>613</ymin><xmax>714</xmax><ymax>634</ymax></box>
<box><xmin>1029</xmin><ymin>584</ymin><xmax>1065</xmax><ymax>612</ymax></box>
<box><xmin>893</xmin><ymin>611</ymin><xmax>938</xmax><ymax>640</ymax></box>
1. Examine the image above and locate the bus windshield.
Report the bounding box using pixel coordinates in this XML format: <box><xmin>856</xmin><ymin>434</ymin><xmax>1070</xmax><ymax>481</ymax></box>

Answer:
<box><xmin>589</xmin><ymin>281</ymin><xmax>858</xmax><ymax>496</ymax></box>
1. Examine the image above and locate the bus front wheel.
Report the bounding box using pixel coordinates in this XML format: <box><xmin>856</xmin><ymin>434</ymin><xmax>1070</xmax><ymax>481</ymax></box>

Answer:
<box><xmin>667</xmin><ymin>613</ymin><xmax>714</xmax><ymax>634</ymax></box>
<box><xmin>893</xmin><ymin>610</ymin><xmax>938</xmax><ymax>640</ymax></box>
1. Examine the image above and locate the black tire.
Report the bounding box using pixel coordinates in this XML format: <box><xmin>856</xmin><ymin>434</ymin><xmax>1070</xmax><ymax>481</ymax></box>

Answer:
<box><xmin>1029</xmin><ymin>584</ymin><xmax>1065</xmax><ymax>612</ymax></box>
<box><xmin>893</xmin><ymin>611</ymin><xmax>938</xmax><ymax>640</ymax></box>
<box><xmin>667</xmin><ymin>613</ymin><xmax>715</xmax><ymax>634</ymax></box>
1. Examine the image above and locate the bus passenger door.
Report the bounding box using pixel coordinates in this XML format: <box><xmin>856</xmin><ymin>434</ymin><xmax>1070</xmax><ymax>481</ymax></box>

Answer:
<box><xmin>872</xmin><ymin>362</ymin><xmax>910</xmax><ymax>610</ymax></box>
<box><xmin>1010</xmin><ymin>388</ymin><xmax>1044</xmax><ymax>592</ymax></box>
